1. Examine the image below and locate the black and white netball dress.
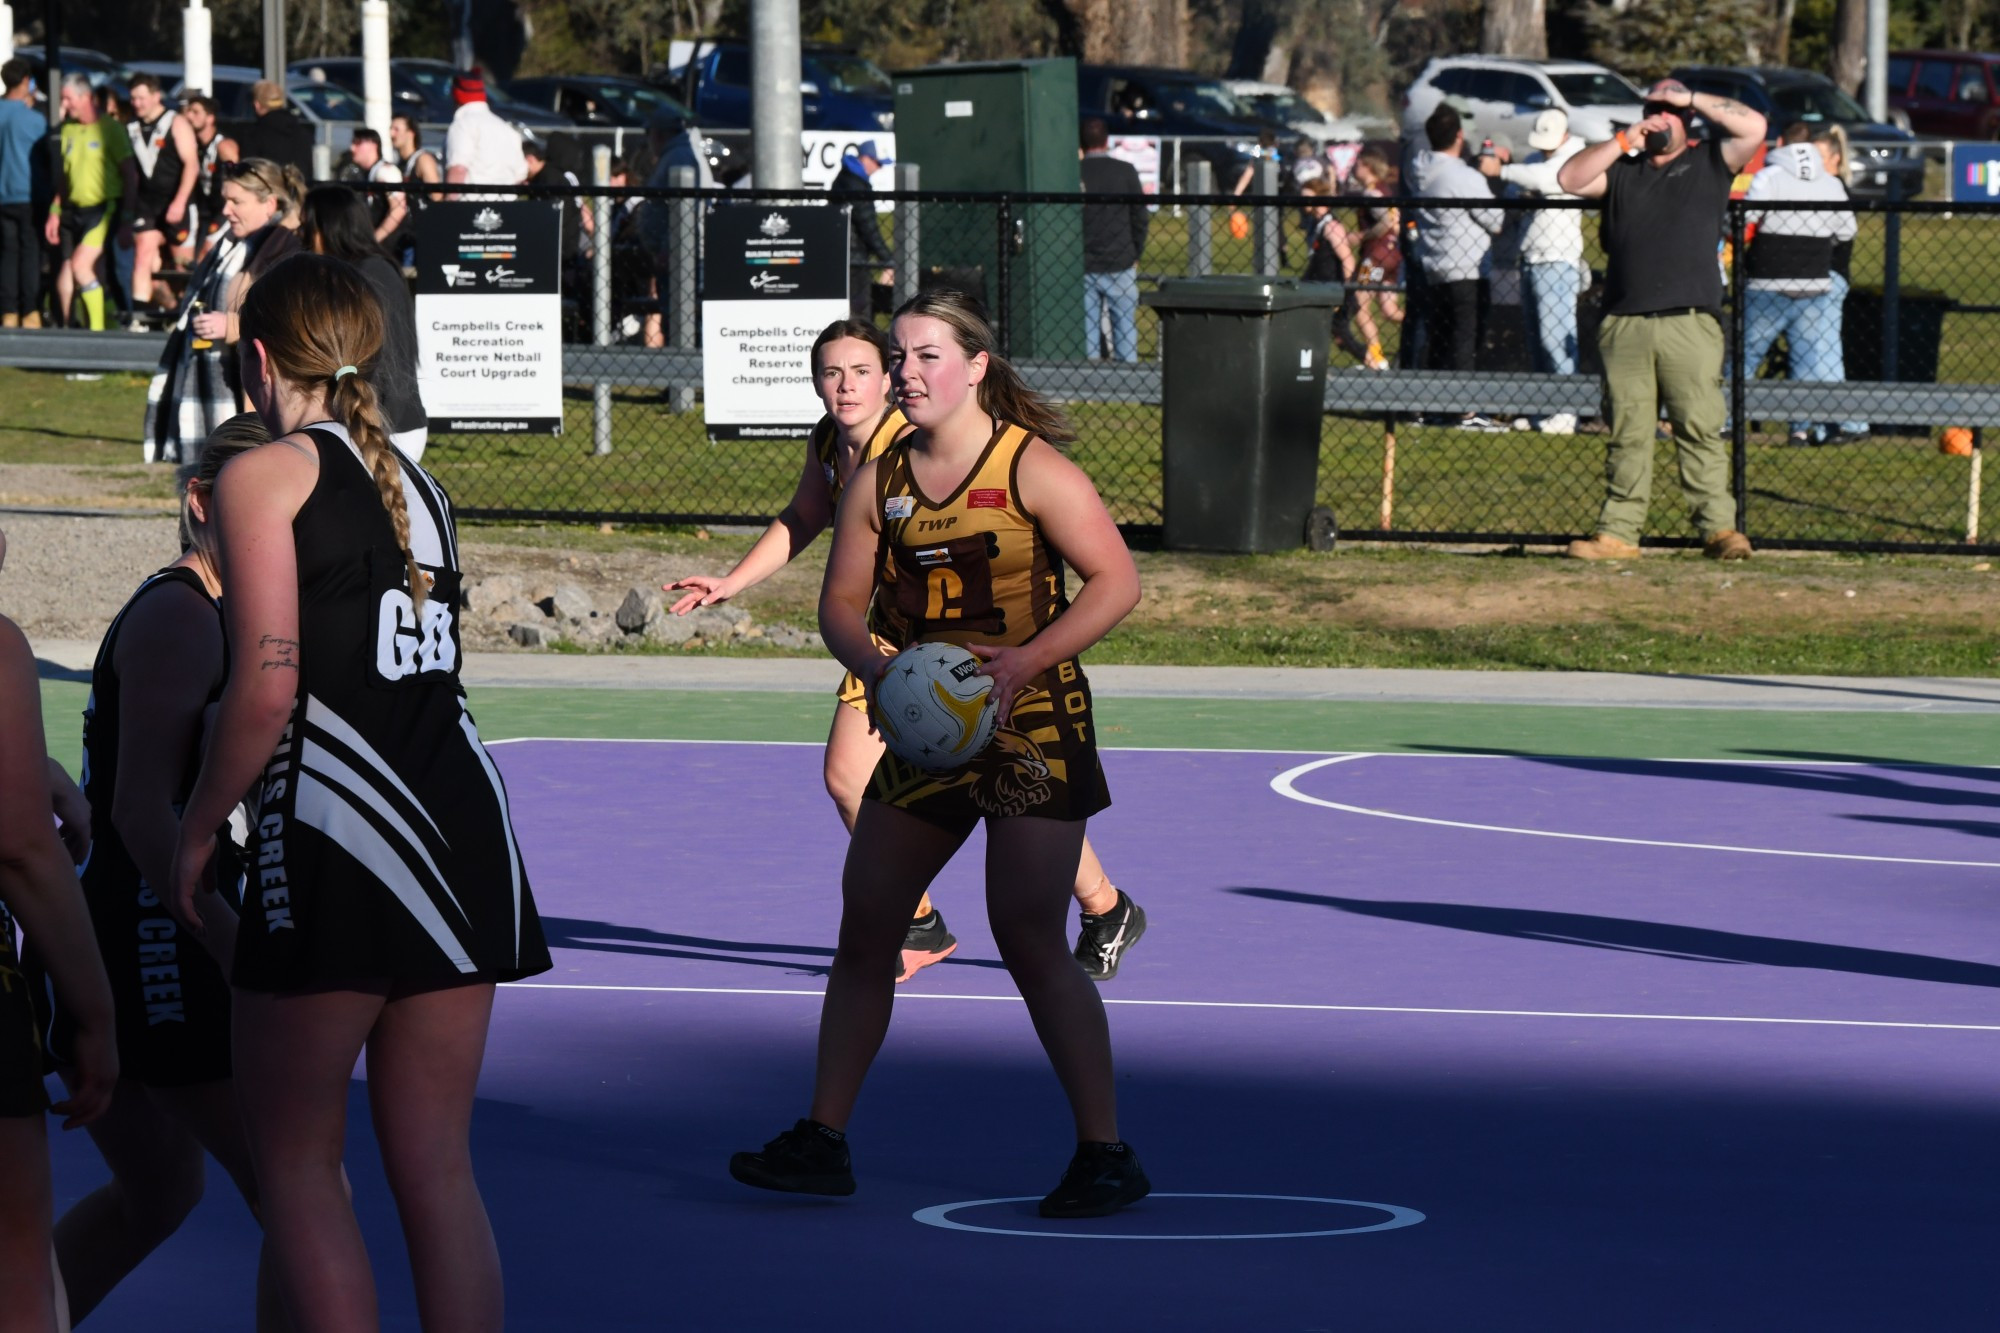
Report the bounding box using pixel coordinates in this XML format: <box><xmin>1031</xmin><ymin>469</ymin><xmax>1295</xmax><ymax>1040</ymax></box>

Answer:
<box><xmin>234</xmin><ymin>422</ymin><xmax>551</xmax><ymax>991</ymax></box>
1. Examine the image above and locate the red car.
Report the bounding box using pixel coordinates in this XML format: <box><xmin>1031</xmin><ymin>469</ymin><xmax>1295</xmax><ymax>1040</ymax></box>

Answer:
<box><xmin>1888</xmin><ymin>50</ymin><xmax>2000</xmax><ymax>138</ymax></box>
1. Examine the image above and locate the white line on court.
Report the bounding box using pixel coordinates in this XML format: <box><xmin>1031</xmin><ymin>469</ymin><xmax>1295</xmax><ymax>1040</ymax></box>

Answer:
<box><xmin>1270</xmin><ymin>754</ymin><xmax>2000</xmax><ymax>868</ymax></box>
<box><xmin>909</xmin><ymin>1194</ymin><xmax>1426</xmax><ymax>1240</ymax></box>
<box><xmin>506</xmin><ymin>983</ymin><xmax>2000</xmax><ymax>1034</ymax></box>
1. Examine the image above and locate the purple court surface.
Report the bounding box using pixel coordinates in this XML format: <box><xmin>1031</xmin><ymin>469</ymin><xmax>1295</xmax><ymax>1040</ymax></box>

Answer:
<box><xmin>50</xmin><ymin>740</ymin><xmax>2000</xmax><ymax>1330</ymax></box>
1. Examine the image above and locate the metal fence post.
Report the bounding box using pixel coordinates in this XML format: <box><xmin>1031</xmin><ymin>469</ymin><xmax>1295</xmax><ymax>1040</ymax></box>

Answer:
<box><xmin>1254</xmin><ymin>156</ymin><xmax>1280</xmax><ymax>276</ymax></box>
<box><xmin>669</xmin><ymin>165</ymin><xmax>698</xmax><ymax>413</ymax></box>
<box><xmin>1186</xmin><ymin>159</ymin><xmax>1212</xmax><ymax>277</ymax></box>
<box><xmin>893</xmin><ymin>161</ymin><xmax>920</xmax><ymax>308</ymax></box>
<box><xmin>995</xmin><ymin>195</ymin><xmax>1014</xmax><ymax>356</ymax></box>
<box><xmin>1729</xmin><ymin>200</ymin><xmax>1748</xmax><ymax>537</ymax></box>
<box><xmin>1883</xmin><ymin>178</ymin><xmax>1904</xmax><ymax>380</ymax></box>
<box><xmin>591</xmin><ymin>145</ymin><xmax>614</xmax><ymax>457</ymax></box>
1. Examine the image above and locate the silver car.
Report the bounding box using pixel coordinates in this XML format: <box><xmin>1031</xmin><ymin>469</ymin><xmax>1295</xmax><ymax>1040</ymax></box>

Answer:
<box><xmin>1401</xmin><ymin>56</ymin><xmax>1645</xmax><ymax>156</ymax></box>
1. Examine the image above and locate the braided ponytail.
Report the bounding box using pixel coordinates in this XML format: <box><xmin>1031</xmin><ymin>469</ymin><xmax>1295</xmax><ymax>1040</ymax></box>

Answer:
<box><xmin>239</xmin><ymin>253</ymin><xmax>424</xmax><ymax>607</ymax></box>
<box><xmin>332</xmin><ymin>370</ymin><xmax>424</xmax><ymax>609</ymax></box>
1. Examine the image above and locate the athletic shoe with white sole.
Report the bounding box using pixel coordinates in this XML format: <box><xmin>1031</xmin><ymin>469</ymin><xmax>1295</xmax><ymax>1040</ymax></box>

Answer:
<box><xmin>1074</xmin><ymin>889</ymin><xmax>1147</xmax><ymax>982</ymax></box>
<box><xmin>728</xmin><ymin>1119</ymin><xmax>856</xmax><ymax>1196</ymax></box>
<box><xmin>896</xmin><ymin>908</ymin><xmax>958</xmax><ymax>983</ymax></box>
<box><xmin>1039</xmin><ymin>1141</ymin><xmax>1152</xmax><ymax>1218</ymax></box>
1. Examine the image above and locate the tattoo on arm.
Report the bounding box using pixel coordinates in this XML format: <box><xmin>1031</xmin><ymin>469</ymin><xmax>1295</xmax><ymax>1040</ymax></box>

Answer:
<box><xmin>258</xmin><ymin>635</ymin><xmax>300</xmax><ymax>672</ymax></box>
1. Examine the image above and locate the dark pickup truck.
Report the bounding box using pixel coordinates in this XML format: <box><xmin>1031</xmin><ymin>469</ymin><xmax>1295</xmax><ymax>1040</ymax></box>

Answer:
<box><xmin>661</xmin><ymin>41</ymin><xmax>895</xmax><ymax>132</ymax></box>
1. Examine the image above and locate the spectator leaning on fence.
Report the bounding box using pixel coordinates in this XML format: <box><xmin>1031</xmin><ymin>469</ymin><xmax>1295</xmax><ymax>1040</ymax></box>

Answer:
<box><xmin>1557</xmin><ymin>77</ymin><xmax>1766</xmax><ymax>562</ymax></box>
<box><xmin>831</xmin><ymin>139</ymin><xmax>892</xmax><ymax>321</ymax></box>
<box><xmin>1079</xmin><ymin>117</ymin><xmax>1148</xmax><ymax>363</ymax></box>
<box><xmin>444</xmin><ymin>69</ymin><xmax>527</xmax><ymax>194</ymax></box>
<box><xmin>1739</xmin><ymin>123</ymin><xmax>1861</xmax><ymax>448</ymax></box>
<box><xmin>1409</xmin><ymin>102</ymin><xmax>1505</xmax><ymax>430</ymax></box>
<box><xmin>0</xmin><ymin>59</ymin><xmax>43</xmax><ymax>328</ymax></box>
<box><xmin>1478</xmin><ymin>107</ymin><xmax>1586</xmax><ymax>434</ymax></box>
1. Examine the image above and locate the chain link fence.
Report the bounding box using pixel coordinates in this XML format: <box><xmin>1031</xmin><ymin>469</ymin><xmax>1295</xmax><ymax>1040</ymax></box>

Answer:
<box><xmin>406</xmin><ymin>176</ymin><xmax>2000</xmax><ymax>554</ymax></box>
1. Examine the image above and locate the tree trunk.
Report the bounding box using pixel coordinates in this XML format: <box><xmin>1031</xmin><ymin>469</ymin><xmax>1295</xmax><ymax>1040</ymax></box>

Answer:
<box><xmin>1830</xmin><ymin>0</ymin><xmax>1867</xmax><ymax>95</ymax></box>
<box><xmin>1768</xmin><ymin>0</ymin><xmax>1797</xmax><ymax>67</ymax></box>
<box><xmin>1481</xmin><ymin>0</ymin><xmax>1547</xmax><ymax>57</ymax></box>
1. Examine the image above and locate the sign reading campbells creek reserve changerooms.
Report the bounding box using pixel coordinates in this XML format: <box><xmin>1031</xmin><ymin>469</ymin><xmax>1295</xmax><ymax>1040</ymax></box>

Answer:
<box><xmin>701</xmin><ymin>204</ymin><xmax>851</xmax><ymax>442</ymax></box>
<box><xmin>414</xmin><ymin>201</ymin><xmax>564</xmax><ymax>434</ymax></box>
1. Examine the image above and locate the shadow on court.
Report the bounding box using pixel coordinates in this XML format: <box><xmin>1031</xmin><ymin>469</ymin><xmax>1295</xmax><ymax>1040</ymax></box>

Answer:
<box><xmin>540</xmin><ymin>916</ymin><xmax>1009</xmax><ymax>976</ymax></box>
<box><xmin>1228</xmin><ymin>888</ymin><xmax>2000</xmax><ymax>990</ymax></box>
<box><xmin>1400</xmin><ymin>745</ymin><xmax>2000</xmax><ymax>808</ymax></box>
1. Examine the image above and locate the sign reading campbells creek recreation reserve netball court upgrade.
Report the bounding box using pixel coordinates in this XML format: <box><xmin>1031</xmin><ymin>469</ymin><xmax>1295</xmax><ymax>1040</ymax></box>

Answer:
<box><xmin>701</xmin><ymin>205</ymin><xmax>850</xmax><ymax>441</ymax></box>
<box><xmin>414</xmin><ymin>201</ymin><xmax>564</xmax><ymax>433</ymax></box>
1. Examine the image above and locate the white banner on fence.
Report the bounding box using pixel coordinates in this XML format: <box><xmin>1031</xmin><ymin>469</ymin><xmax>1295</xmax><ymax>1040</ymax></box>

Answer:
<box><xmin>801</xmin><ymin>132</ymin><xmax>896</xmax><ymax>212</ymax></box>
<box><xmin>413</xmin><ymin>202</ymin><xmax>564</xmax><ymax>434</ymax></box>
<box><xmin>1106</xmin><ymin>136</ymin><xmax>1162</xmax><ymax>196</ymax></box>
<box><xmin>700</xmin><ymin>204</ymin><xmax>853</xmax><ymax>440</ymax></box>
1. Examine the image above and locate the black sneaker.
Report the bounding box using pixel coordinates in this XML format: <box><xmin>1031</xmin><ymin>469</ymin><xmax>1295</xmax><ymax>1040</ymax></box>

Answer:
<box><xmin>896</xmin><ymin>909</ymin><xmax>958</xmax><ymax>983</ymax></box>
<box><xmin>728</xmin><ymin>1120</ymin><xmax>856</xmax><ymax>1196</ymax></box>
<box><xmin>1074</xmin><ymin>890</ymin><xmax>1147</xmax><ymax>982</ymax></box>
<box><xmin>1039</xmin><ymin>1141</ymin><xmax>1151</xmax><ymax>1218</ymax></box>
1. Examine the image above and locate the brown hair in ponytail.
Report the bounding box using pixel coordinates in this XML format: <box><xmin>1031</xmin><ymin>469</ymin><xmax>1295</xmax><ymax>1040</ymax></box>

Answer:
<box><xmin>890</xmin><ymin>288</ymin><xmax>1074</xmax><ymax>447</ymax></box>
<box><xmin>238</xmin><ymin>252</ymin><xmax>424</xmax><ymax>606</ymax></box>
<box><xmin>177</xmin><ymin>413</ymin><xmax>271</xmax><ymax>584</ymax></box>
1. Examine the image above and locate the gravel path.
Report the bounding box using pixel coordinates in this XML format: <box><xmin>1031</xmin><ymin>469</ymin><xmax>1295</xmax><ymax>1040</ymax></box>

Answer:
<box><xmin>1</xmin><ymin>512</ymin><xmax>183</xmax><ymax>641</ymax></box>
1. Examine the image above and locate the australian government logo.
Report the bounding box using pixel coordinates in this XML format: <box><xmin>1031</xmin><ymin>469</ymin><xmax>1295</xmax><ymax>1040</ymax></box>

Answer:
<box><xmin>473</xmin><ymin>208</ymin><xmax>504</xmax><ymax>232</ymax></box>
<box><xmin>759</xmin><ymin>212</ymin><xmax>791</xmax><ymax>238</ymax></box>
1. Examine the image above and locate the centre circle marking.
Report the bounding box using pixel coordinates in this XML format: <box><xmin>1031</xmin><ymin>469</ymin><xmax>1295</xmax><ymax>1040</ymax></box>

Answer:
<box><xmin>1270</xmin><ymin>754</ymin><xmax>2000</xmax><ymax>869</ymax></box>
<box><xmin>910</xmin><ymin>1192</ymin><xmax>1426</xmax><ymax>1240</ymax></box>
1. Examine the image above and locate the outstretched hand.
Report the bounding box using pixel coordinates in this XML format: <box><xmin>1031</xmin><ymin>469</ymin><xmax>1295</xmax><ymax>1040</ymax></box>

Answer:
<box><xmin>664</xmin><ymin>575</ymin><xmax>733</xmax><ymax>617</ymax></box>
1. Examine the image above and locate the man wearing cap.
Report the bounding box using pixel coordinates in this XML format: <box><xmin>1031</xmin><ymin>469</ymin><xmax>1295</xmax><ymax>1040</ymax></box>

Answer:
<box><xmin>1480</xmin><ymin>108</ymin><xmax>1586</xmax><ymax>433</ymax></box>
<box><xmin>830</xmin><ymin>139</ymin><xmax>892</xmax><ymax>319</ymax></box>
<box><xmin>233</xmin><ymin>80</ymin><xmax>314</xmax><ymax>178</ymax></box>
<box><xmin>444</xmin><ymin>69</ymin><xmax>526</xmax><ymax>194</ymax></box>
<box><xmin>1557</xmin><ymin>78</ymin><xmax>1766</xmax><ymax>561</ymax></box>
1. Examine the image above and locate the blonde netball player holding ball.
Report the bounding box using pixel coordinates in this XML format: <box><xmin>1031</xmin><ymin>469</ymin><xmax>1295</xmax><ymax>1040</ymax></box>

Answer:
<box><xmin>668</xmin><ymin>318</ymin><xmax>1146</xmax><ymax>984</ymax></box>
<box><xmin>729</xmin><ymin>289</ymin><xmax>1150</xmax><ymax>1218</ymax></box>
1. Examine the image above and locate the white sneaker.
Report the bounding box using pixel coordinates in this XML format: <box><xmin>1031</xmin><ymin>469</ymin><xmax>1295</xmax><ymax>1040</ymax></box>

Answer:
<box><xmin>1539</xmin><ymin>413</ymin><xmax>1578</xmax><ymax>436</ymax></box>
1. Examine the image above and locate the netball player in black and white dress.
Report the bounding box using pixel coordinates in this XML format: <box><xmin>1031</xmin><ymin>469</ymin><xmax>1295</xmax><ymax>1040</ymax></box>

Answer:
<box><xmin>169</xmin><ymin>254</ymin><xmax>549</xmax><ymax>1331</ymax></box>
<box><xmin>43</xmin><ymin>415</ymin><xmax>291</xmax><ymax>1330</ymax></box>
<box><xmin>0</xmin><ymin>525</ymin><xmax>117</xmax><ymax>1331</ymax></box>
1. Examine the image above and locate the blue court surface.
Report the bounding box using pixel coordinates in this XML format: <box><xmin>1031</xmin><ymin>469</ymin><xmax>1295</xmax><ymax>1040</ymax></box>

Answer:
<box><xmin>47</xmin><ymin>735</ymin><xmax>2000</xmax><ymax>1330</ymax></box>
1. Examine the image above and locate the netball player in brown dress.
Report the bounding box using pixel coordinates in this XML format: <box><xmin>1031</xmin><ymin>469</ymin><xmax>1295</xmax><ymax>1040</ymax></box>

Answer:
<box><xmin>730</xmin><ymin>290</ymin><xmax>1150</xmax><ymax>1218</ymax></box>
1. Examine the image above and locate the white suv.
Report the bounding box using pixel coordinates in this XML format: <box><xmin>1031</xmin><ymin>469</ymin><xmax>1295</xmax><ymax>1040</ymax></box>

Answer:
<box><xmin>1401</xmin><ymin>57</ymin><xmax>1645</xmax><ymax>156</ymax></box>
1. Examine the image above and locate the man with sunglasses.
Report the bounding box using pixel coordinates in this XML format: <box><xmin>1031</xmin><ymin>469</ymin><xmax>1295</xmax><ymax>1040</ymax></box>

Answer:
<box><xmin>1558</xmin><ymin>78</ymin><xmax>1766</xmax><ymax>562</ymax></box>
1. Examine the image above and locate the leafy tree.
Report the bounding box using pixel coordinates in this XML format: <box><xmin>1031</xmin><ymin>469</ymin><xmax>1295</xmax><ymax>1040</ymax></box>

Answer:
<box><xmin>1582</xmin><ymin>0</ymin><xmax>1768</xmax><ymax>83</ymax></box>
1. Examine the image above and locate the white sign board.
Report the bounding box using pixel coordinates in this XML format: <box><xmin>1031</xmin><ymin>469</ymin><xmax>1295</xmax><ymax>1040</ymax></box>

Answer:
<box><xmin>701</xmin><ymin>205</ymin><xmax>852</xmax><ymax>441</ymax></box>
<box><xmin>413</xmin><ymin>202</ymin><xmax>564</xmax><ymax>433</ymax></box>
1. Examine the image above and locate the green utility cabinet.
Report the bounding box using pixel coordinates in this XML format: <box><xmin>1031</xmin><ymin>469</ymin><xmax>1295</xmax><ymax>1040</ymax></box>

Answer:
<box><xmin>893</xmin><ymin>59</ymin><xmax>1084</xmax><ymax>359</ymax></box>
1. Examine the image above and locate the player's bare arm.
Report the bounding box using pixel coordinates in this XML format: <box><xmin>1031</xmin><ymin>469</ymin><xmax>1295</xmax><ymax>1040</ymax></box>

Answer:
<box><xmin>817</xmin><ymin>457</ymin><xmax>892</xmax><ymax>684</ymax></box>
<box><xmin>171</xmin><ymin>444</ymin><xmax>315</xmax><ymax>932</ymax></box>
<box><xmin>968</xmin><ymin>439</ymin><xmax>1140</xmax><ymax>704</ymax></box>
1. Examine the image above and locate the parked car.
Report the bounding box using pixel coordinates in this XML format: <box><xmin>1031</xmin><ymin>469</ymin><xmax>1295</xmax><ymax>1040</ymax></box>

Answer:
<box><xmin>505</xmin><ymin>74</ymin><xmax>706</xmax><ymax>131</ymax></box>
<box><xmin>1077</xmin><ymin>64</ymin><xmax>1273</xmax><ymax>178</ymax></box>
<box><xmin>1401</xmin><ymin>56</ymin><xmax>1644</xmax><ymax>157</ymax></box>
<box><xmin>662</xmin><ymin>41</ymin><xmax>894</xmax><ymax>131</ymax></box>
<box><xmin>1887</xmin><ymin>50</ymin><xmax>2000</xmax><ymax>139</ymax></box>
<box><xmin>16</xmin><ymin>44</ymin><xmax>131</xmax><ymax>104</ymax></box>
<box><xmin>164</xmin><ymin>65</ymin><xmax>367</xmax><ymax>126</ymax></box>
<box><xmin>1222</xmin><ymin>79</ymin><xmax>1392</xmax><ymax>145</ymax></box>
<box><xmin>1670</xmin><ymin>65</ymin><xmax>1925</xmax><ymax>199</ymax></box>
<box><xmin>288</xmin><ymin>56</ymin><xmax>572</xmax><ymax>132</ymax></box>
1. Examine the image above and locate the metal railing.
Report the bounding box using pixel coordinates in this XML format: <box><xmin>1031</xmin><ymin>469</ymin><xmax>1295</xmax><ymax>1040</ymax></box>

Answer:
<box><xmin>9</xmin><ymin>177</ymin><xmax>2000</xmax><ymax>553</ymax></box>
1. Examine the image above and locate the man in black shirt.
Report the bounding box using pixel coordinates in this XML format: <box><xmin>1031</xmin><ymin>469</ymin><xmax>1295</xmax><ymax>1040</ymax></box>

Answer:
<box><xmin>830</xmin><ymin>140</ymin><xmax>891</xmax><ymax>320</ymax></box>
<box><xmin>1079</xmin><ymin>118</ymin><xmax>1148</xmax><ymax>362</ymax></box>
<box><xmin>1558</xmin><ymin>78</ymin><xmax>1766</xmax><ymax>561</ymax></box>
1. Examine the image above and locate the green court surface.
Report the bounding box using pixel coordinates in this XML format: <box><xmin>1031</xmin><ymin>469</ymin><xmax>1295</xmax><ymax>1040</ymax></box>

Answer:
<box><xmin>40</xmin><ymin>679</ymin><xmax>2000</xmax><ymax>771</ymax></box>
